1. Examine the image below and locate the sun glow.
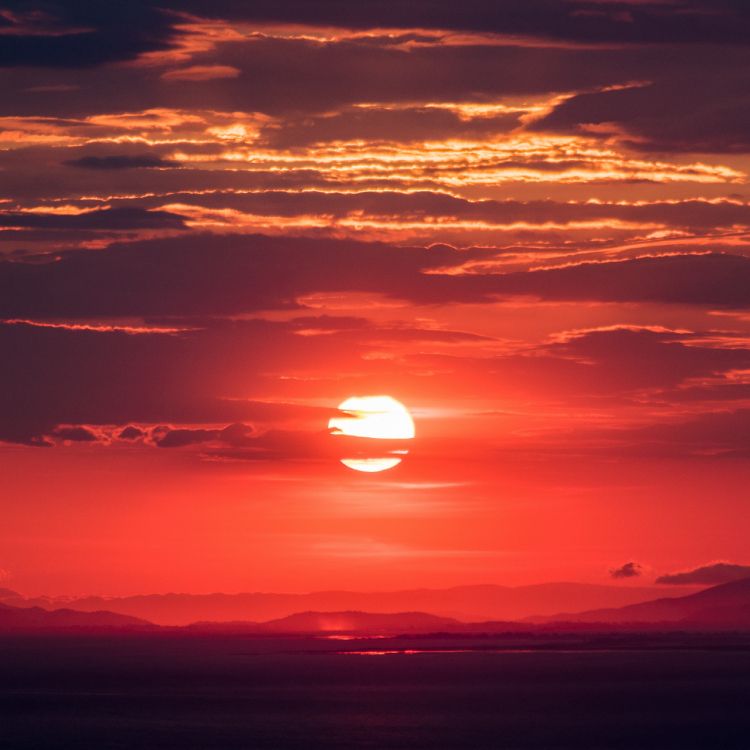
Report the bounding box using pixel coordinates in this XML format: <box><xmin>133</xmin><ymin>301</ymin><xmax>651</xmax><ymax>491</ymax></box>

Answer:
<box><xmin>329</xmin><ymin>396</ymin><xmax>415</xmax><ymax>473</ymax></box>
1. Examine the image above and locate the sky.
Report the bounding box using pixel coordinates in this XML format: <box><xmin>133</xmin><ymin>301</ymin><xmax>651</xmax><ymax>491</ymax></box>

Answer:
<box><xmin>1</xmin><ymin>0</ymin><xmax>750</xmax><ymax>597</ymax></box>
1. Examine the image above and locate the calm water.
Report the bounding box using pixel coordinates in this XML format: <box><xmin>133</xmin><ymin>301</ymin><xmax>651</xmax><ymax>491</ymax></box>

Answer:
<box><xmin>1</xmin><ymin>635</ymin><xmax>749</xmax><ymax>749</ymax></box>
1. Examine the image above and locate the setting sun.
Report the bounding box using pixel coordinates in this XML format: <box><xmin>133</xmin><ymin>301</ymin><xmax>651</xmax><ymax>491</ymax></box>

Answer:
<box><xmin>328</xmin><ymin>396</ymin><xmax>415</xmax><ymax>472</ymax></box>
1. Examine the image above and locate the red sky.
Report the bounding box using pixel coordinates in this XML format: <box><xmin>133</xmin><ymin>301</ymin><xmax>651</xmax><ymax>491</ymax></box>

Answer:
<box><xmin>1</xmin><ymin>0</ymin><xmax>750</xmax><ymax>596</ymax></box>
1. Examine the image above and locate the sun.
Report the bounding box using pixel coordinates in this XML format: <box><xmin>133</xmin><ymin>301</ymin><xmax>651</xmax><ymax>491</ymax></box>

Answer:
<box><xmin>328</xmin><ymin>396</ymin><xmax>415</xmax><ymax>472</ymax></box>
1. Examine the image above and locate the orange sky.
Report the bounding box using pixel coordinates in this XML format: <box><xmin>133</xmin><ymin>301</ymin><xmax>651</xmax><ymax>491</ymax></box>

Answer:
<box><xmin>1</xmin><ymin>1</ymin><xmax>750</xmax><ymax>596</ymax></box>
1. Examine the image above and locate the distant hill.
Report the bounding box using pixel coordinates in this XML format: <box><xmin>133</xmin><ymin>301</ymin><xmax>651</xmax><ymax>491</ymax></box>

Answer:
<box><xmin>0</xmin><ymin>582</ymin><xmax>701</xmax><ymax>626</ymax></box>
<box><xmin>182</xmin><ymin>579</ymin><xmax>750</xmax><ymax>633</ymax></box>
<box><xmin>3</xmin><ymin>579</ymin><xmax>750</xmax><ymax>634</ymax></box>
<box><xmin>187</xmin><ymin>610</ymin><xmax>462</xmax><ymax>635</ymax></box>
<box><xmin>0</xmin><ymin>601</ymin><xmax>155</xmax><ymax>632</ymax></box>
<box><xmin>535</xmin><ymin>577</ymin><xmax>750</xmax><ymax>628</ymax></box>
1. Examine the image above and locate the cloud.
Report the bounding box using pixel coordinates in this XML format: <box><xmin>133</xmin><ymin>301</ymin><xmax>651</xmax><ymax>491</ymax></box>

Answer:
<box><xmin>0</xmin><ymin>317</ymin><xmax>353</xmax><ymax>443</ymax></box>
<box><xmin>0</xmin><ymin>207</ymin><xmax>186</xmax><ymax>230</ymax></box>
<box><xmin>50</xmin><ymin>425</ymin><xmax>100</xmax><ymax>442</ymax></box>
<box><xmin>0</xmin><ymin>2</ymin><xmax>176</xmax><ymax>68</ymax></box>
<box><xmin>610</xmin><ymin>561</ymin><xmax>642</xmax><ymax>579</ymax></box>
<box><xmin>152</xmin><ymin>422</ymin><xmax>255</xmax><ymax>448</ymax></box>
<box><xmin>64</xmin><ymin>155</ymin><xmax>179</xmax><ymax>170</ymax></box>
<box><xmin>118</xmin><ymin>425</ymin><xmax>145</xmax><ymax>440</ymax></box>
<box><xmin>530</xmin><ymin>56</ymin><xmax>750</xmax><ymax>153</ymax></box>
<box><xmin>260</xmin><ymin>107</ymin><xmax>520</xmax><ymax>148</ymax></box>
<box><xmin>485</xmin><ymin>254</ymin><xmax>750</xmax><ymax>309</ymax></box>
<box><xmin>162</xmin><ymin>65</ymin><xmax>241</xmax><ymax>82</ymax></box>
<box><xmin>4</xmin><ymin>180</ymin><xmax>749</xmax><ymax>258</ymax></box>
<box><xmin>5</xmin><ymin>315</ymin><xmax>748</xmax><ymax>449</ymax></box>
<box><xmin>0</xmin><ymin>26</ymin><xmax>689</xmax><ymax>122</ymax></box>
<box><xmin>1</xmin><ymin>2</ymin><xmax>750</xmax><ymax>469</ymax></box>
<box><xmin>155</xmin><ymin>0</ymin><xmax>750</xmax><ymax>46</ymax></box>
<box><xmin>631</xmin><ymin>409</ymin><xmax>750</xmax><ymax>457</ymax></box>
<box><xmin>126</xmin><ymin>192</ymin><xmax>750</xmax><ymax>231</ymax></box>
<box><xmin>0</xmin><ymin>234</ymin><xmax>487</xmax><ymax>318</ymax></box>
<box><xmin>406</xmin><ymin>327</ymin><xmax>750</xmax><ymax>402</ymax></box>
<box><xmin>542</xmin><ymin>327</ymin><xmax>750</xmax><ymax>391</ymax></box>
<box><xmin>205</xmin><ymin>429</ymin><xmax>414</xmax><ymax>464</ymax></box>
<box><xmin>148</xmin><ymin>421</ymin><xmax>415</xmax><ymax>465</ymax></box>
<box><xmin>656</xmin><ymin>562</ymin><xmax>750</xmax><ymax>585</ymax></box>
<box><xmin>1</xmin><ymin>3</ymin><xmax>748</xmax><ymax>147</ymax></box>
<box><xmin>0</xmin><ymin>310</ymin><xmax>461</xmax><ymax>453</ymax></box>
<box><xmin>7</xmin><ymin>234</ymin><xmax>750</xmax><ymax>325</ymax></box>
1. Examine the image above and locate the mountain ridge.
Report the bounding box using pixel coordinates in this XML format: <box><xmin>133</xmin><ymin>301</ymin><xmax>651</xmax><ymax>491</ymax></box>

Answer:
<box><xmin>531</xmin><ymin>576</ymin><xmax>750</xmax><ymax>627</ymax></box>
<box><xmin>1</xmin><ymin>578</ymin><xmax>750</xmax><ymax>634</ymax></box>
<box><xmin>0</xmin><ymin>601</ymin><xmax>155</xmax><ymax>631</ymax></box>
<box><xmin>0</xmin><ymin>582</ymin><xmax>703</xmax><ymax>626</ymax></box>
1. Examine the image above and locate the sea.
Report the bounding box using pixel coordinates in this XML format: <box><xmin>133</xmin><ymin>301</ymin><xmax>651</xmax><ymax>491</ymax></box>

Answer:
<box><xmin>1</xmin><ymin>634</ymin><xmax>748</xmax><ymax>749</ymax></box>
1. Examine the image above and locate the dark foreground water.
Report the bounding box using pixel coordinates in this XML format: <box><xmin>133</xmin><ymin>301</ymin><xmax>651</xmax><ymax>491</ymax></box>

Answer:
<box><xmin>1</xmin><ymin>635</ymin><xmax>749</xmax><ymax>749</ymax></box>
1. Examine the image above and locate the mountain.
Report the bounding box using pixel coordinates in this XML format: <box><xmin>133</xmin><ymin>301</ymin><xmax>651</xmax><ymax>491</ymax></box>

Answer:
<box><xmin>0</xmin><ymin>588</ymin><xmax>26</xmax><ymax>606</ymax></box>
<box><xmin>0</xmin><ymin>601</ymin><xmax>155</xmax><ymax>632</ymax></box>
<box><xmin>536</xmin><ymin>577</ymin><xmax>750</xmax><ymax>628</ymax></box>
<box><xmin>186</xmin><ymin>610</ymin><xmax>462</xmax><ymax>635</ymax></box>
<box><xmin>0</xmin><ymin>583</ymin><xmax>701</xmax><ymax>626</ymax></box>
<box><xmin>3</xmin><ymin>585</ymin><xmax>749</xmax><ymax>634</ymax></box>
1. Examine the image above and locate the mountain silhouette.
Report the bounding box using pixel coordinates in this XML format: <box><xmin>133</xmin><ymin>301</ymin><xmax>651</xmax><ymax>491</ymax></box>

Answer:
<box><xmin>3</xmin><ymin>577</ymin><xmax>750</xmax><ymax>634</ymax></box>
<box><xmin>0</xmin><ymin>601</ymin><xmax>155</xmax><ymax>631</ymax></box>
<box><xmin>186</xmin><ymin>610</ymin><xmax>462</xmax><ymax>635</ymax></box>
<box><xmin>535</xmin><ymin>577</ymin><xmax>750</xmax><ymax>627</ymax></box>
